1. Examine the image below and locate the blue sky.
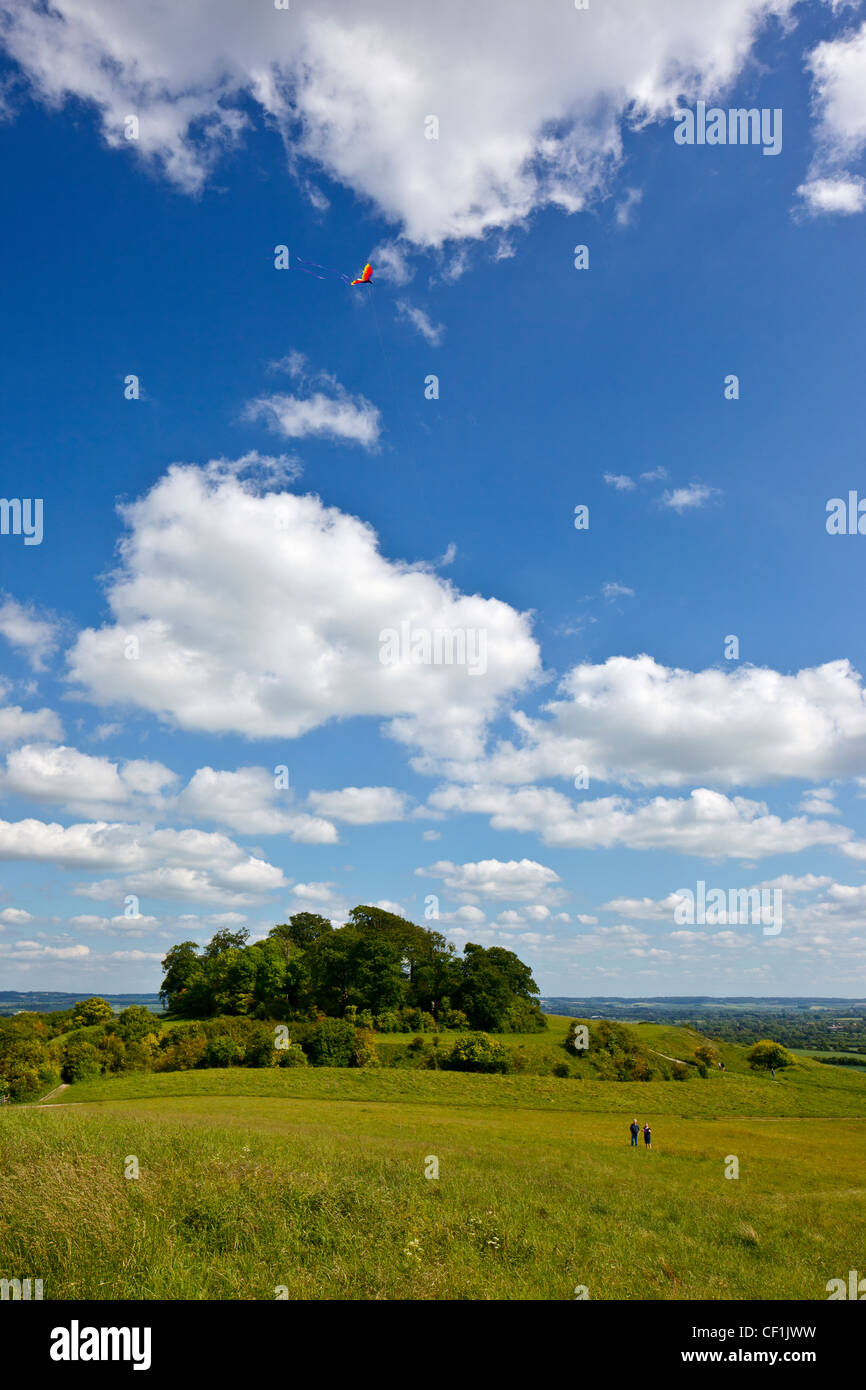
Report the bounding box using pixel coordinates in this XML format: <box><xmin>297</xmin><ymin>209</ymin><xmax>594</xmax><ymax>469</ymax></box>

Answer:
<box><xmin>1</xmin><ymin>0</ymin><xmax>866</xmax><ymax>996</ymax></box>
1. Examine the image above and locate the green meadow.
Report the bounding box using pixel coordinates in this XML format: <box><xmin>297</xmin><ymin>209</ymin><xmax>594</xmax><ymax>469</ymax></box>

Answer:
<box><xmin>2</xmin><ymin>1018</ymin><xmax>865</xmax><ymax>1300</ymax></box>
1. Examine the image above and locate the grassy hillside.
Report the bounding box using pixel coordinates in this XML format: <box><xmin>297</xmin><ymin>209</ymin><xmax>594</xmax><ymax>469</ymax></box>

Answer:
<box><xmin>4</xmin><ymin>1019</ymin><xmax>864</xmax><ymax>1300</ymax></box>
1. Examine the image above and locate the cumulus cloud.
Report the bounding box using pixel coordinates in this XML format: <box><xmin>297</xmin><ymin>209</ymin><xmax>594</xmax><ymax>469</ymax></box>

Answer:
<box><xmin>243</xmin><ymin>382</ymin><xmax>381</xmax><ymax>449</ymax></box>
<box><xmin>0</xmin><ymin>817</ymin><xmax>287</xmax><ymax>905</ymax></box>
<box><xmin>426</xmin><ymin>784</ymin><xmax>850</xmax><ymax>858</ymax></box>
<box><xmin>177</xmin><ymin>767</ymin><xmax>337</xmax><ymax>842</ymax></box>
<box><xmin>416</xmin><ymin>857</ymin><xmax>564</xmax><ymax>903</ymax></box>
<box><xmin>0</xmin><ymin>743</ymin><xmax>177</xmax><ymax>817</ymax></box>
<box><xmin>660</xmin><ymin>483</ymin><xmax>718</xmax><ymax>512</ymax></box>
<box><xmin>66</xmin><ymin>464</ymin><xmax>540</xmax><ymax>762</ymax></box>
<box><xmin>796</xmin><ymin>174</ymin><xmax>866</xmax><ymax>214</ymax></box>
<box><xmin>802</xmin><ymin>21</ymin><xmax>866</xmax><ymax>213</ymax></box>
<box><xmin>603</xmin><ymin>473</ymin><xmax>636</xmax><ymax>491</ymax></box>
<box><xmin>0</xmin><ymin>596</ymin><xmax>59</xmax><ymax>669</ymax></box>
<box><xmin>0</xmin><ymin>907</ymin><xmax>33</xmax><ymax>924</ymax></box>
<box><xmin>0</xmin><ymin>0</ymin><xmax>804</xmax><ymax>247</ymax></box>
<box><xmin>306</xmin><ymin>785</ymin><xmax>407</xmax><ymax>825</ymax></box>
<box><xmin>429</xmin><ymin>656</ymin><xmax>866</xmax><ymax>790</ymax></box>
<box><xmin>0</xmin><ymin>701</ymin><xmax>63</xmax><ymax>747</ymax></box>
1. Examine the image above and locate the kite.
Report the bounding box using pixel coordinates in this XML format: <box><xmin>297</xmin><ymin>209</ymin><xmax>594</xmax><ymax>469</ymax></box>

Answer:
<box><xmin>291</xmin><ymin>253</ymin><xmax>373</xmax><ymax>287</ymax></box>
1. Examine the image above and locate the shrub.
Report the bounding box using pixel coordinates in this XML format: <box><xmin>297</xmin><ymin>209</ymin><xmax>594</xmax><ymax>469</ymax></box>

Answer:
<box><xmin>274</xmin><ymin>1042</ymin><xmax>307</xmax><ymax>1067</ymax></box>
<box><xmin>203</xmin><ymin>1035</ymin><xmax>245</xmax><ymax>1068</ymax></box>
<box><xmin>351</xmin><ymin>1027</ymin><xmax>380</xmax><ymax>1068</ymax></box>
<box><xmin>552</xmin><ymin>1061</ymin><xmax>570</xmax><ymax>1078</ymax></box>
<box><xmin>441</xmin><ymin>1033</ymin><xmax>513</xmax><ymax>1074</ymax></box>
<box><xmin>63</xmin><ymin>1040</ymin><xmax>102</xmax><ymax>1083</ymax></box>
<box><xmin>290</xmin><ymin>1018</ymin><xmax>356</xmax><ymax>1067</ymax></box>
<box><xmin>671</xmin><ymin>1062</ymin><xmax>690</xmax><ymax>1081</ymax></box>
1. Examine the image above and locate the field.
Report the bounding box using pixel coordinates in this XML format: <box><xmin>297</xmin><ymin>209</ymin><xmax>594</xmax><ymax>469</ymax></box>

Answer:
<box><xmin>2</xmin><ymin>1018</ymin><xmax>865</xmax><ymax>1301</ymax></box>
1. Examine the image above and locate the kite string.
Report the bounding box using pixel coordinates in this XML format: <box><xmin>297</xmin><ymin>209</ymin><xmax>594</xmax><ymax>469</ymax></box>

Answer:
<box><xmin>368</xmin><ymin>287</ymin><xmax>436</xmax><ymax>531</ymax></box>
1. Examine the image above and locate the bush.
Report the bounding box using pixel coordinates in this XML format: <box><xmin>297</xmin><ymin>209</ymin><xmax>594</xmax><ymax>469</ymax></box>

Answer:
<box><xmin>274</xmin><ymin>1041</ymin><xmax>307</xmax><ymax>1067</ymax></box>
<box><xmin>203</xmin><ymin>1035</ymin><xmax>245</xmax><ymax>1068</ymax></box>
<box><xmin>290</xmin><ymin>1018</ymin><xmax>356</xmax><ymax>1067</ymax></box>
<box><xmin>671</xmin><ymin>1062</ymin><xmax>690</xmax><ymax>1081</ymax></box>
<box><xmin>552</xmin><ymin>1061</ymin><xmax>570</xmax><ymax>1078</ymax></box>
<box><xmin>441</xmin><ymin>1033</ymin><xmax>513</xmax><ymax>1074</ymax></box>
<box><xmin>351</xmin><ymin>1027</ymin><xmax>380</xmax><ymax>1068</ymax></box>
<box><xmin>63</xmin><ymin>1040</ymin><xmax>102</xmax><ymax>1083</ymax></box>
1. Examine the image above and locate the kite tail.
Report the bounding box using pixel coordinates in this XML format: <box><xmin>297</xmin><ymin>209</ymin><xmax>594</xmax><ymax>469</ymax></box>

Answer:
<box><xmin>292</xmin><ymin>254</ymin><xmax>351</xmax><ymax>285</ymax></box>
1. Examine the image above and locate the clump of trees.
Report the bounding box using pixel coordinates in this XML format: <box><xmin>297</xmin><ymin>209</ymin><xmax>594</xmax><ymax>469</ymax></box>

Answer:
<box><xmin>0</xmin><ymin>1013</ymin><xmax>61</xmax><ymax>1101</ymax></box>
<box><xmin>159</xmin><ymin>907</ymin><xmax>547</xmax><ymax>1034</ymax></box>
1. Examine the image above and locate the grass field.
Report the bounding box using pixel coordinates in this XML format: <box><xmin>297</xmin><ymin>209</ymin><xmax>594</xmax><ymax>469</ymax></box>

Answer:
<box><xmin>3</xmin><ymin>1018</ymin><xmax>865</xmax><ymax>1300</ymax></box>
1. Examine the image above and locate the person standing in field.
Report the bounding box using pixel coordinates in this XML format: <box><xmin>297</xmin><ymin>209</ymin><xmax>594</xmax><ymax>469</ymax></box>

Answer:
<box><xmin>629</xmin><ymin>1117</ymin><xmax>640</xmax><ymax>1147</ymax></box>
<box><xmin>643</xmin><ymin>1122</ymin><xmax>652</xmax><ymax>1149</ymax></box>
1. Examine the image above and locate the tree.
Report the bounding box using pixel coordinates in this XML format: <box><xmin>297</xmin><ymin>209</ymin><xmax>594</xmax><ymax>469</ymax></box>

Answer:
<box><xmin>71</xmin><ymin>997</ymin><xmax>114</xmax><ymax>1027</ymax></box>
<box><xmin>270</xmin><ymin>913</ymin><xmax>333</xmax><ymax>951</ymax></box>
<box><xmin>441</xmin><ymin>1033</ymin><xmax>513</xmax><ymax>1073</ymax></box>
<box><xmin>746</xmin><ymin>1040</ymin><xmax>795</xmax><ymax>1072</ymax></box>
<box><xmin>159</xmin><ymin>942</ymin><xmax>203</xmax><ymax>1012</ymax></box>
<box><xmin>457</xmin><ymin>944</ymin><xmax>545</xmax><ymax>1032</ymax></box>
<box><xmin>110</xmin><ymin>1006</ymin><xmax>162</xmax><ymax>1043</ymax></box>
<box><xmin>204</xmin><ymin>927</ymin><xmax>250</xmax><ymax>958</ymax></box>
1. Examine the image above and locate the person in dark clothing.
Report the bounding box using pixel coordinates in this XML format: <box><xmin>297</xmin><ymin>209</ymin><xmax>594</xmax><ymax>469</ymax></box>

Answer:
<box><xmin>629</xmin><ymin>1118</ymin><xmax>640</xmax><ymax>1147</ymax></box>
<box><xmin>643</xmin><ymin>1122</ymin><xmax>652</xmax><ymax>1149</ymax></box>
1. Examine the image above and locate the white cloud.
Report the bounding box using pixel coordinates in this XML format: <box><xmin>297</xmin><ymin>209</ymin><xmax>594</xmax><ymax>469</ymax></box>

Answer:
<box><xmin>0</xmin><ymin>596</ymin><xmax>59</xmax><ymax>669</ymax></box>
<box><xmin>427</xmin><ymin>784</ymin><xmax>850</xmax><ymax>858</ymax></box>
<box><xmin>416</xmin><ymin>857</ymin><xmax>564</xmax><ymax>903</ymax></box>
<box><xmin>243</xmin><ymin>386</ymin><xmax>381</xmax><ymax>448</ymax></box>
<box><xmin>0</xmin><ymin>907</ymin><xmax>33</xmax><ymax>924</ymax></box>
<box><xmin>796</xmin><ymin>175</ymin><xmax>866</xmax><ymax>214</ymax></box>
<box><xmin>0</xmin><ymin>817</ymin><xmax>287</xmax><ymax>905</ymax></box>
<box><xmin>603</xmin><ymin>473</ymin><xmax>636</xmax><ymax>491</ymax></box>
<box><xmin>0</xmin><ymin>702</ymin><xmax>63</xmax><ymax>747</ymax></box>
<box><xmin>431</xmin><ymin>656</ymin><xmax>866</xmax><ymax>789</ymax></box>
<box><xmin>803</xmin><ymin>22</ymin><xmax>866</xmax><ymax>213</ymax></box>
<box><xmin>177</xmin><ymin>767</ymin><xmax>337</xmax><ymax>842</ymax></box>
<box><xmin>0</xmin><ymin>0</ymin><xmax>801</xmax><ymax>247</ymax></box>
<box><xmin>660</xmin><ymin>483</ymin><xmax>718</xmax><ymax>512</ymax></box>
<box><xmin>66</xmin><ymin>463</ymin><xmax>540</xmax><ymax>762</ymax></box>
<box><xmin>615</xmin><ymin>186</ymin><xmax>643</xmax><ymax>225</ymax></box>
<box><xmin>396</xmin><ymin>301</ymin><xmax>444</xmax><ymax>345</ymax></box>
<box><xmin>797</xmin><ymin>786</ymin><xmax>840</xmax><ymax>816</ymax></box>
<box><xmin>306</xmin><ymin>785</ymin><xmax>407</xmax><ymax>825</ymax></box>
<box><xmin>0</xmin><ymin>743</ymin><xmax>176</xmax><ymax>816</ymax></box>
<box><xmin>602</xmin><ymin>582</ymin><xmax>635</xmax><ymax>600</ymax></box>
<box><xmin>0</xmin><ymin>940</ymin><xmax>89</xmax><ymax>960</ymax></box>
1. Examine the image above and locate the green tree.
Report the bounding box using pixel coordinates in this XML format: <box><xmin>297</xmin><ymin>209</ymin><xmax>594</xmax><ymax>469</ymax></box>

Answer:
<box><xmin>441</xmin><ymin>1032</ymin><xmax>513</xmax><ymax>1073</ymax></box>
<box><xmin>270</xmin><ymin>913</ymin><xmax>333</xmax><ymax>951</ymax></box>
<box><xmin>111</xmin><ymin>1005</ymin><xmax>162</xmax><ymax>1043</ymax></box>
<box><xmin>71</xmin><ymin>997</ymin><xmax>114</xmax><ymax>1027</ymax></box>
<box><xmin>159</xmin><ymin>941</ymin><xmax>203</xmax><ymax>1012</ymax></box>
<box><xmin>747</xmin><ymin>1040</ymin><xmax>795</xmax><ymax>1071</ymax></box>
<box><xmin>204</xmin><ymin>927</ymin><xmax>250</xmax><ymax>958</ymax></box>
<box><xmin>457</xmin><ymin>944</ymin><xmax>544</xmax><ymax>1032</ymax></box>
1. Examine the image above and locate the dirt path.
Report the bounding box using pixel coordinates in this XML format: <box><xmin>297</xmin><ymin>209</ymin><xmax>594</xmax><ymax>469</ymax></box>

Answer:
<box><xmin>646</xmin><ymin>1046</ymin><xmax>690</xmax><ymax>1066</ymax></box>
<box><xmin>19</xmin><ymin>1082</ymin><xmax>70</xmax><ymax>1108</ymax></box>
